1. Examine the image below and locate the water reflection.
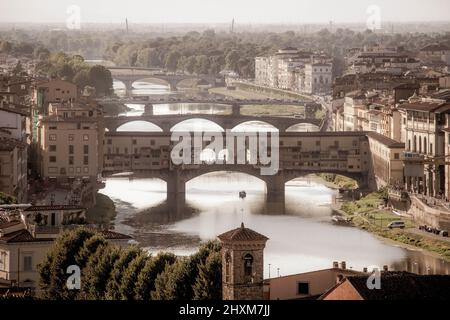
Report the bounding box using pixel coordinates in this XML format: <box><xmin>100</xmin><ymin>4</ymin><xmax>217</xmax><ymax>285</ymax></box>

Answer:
<box><xmin>99</xmin><ymin>173</ymin><xmax>450</xmax><ymax>277</ymax></box>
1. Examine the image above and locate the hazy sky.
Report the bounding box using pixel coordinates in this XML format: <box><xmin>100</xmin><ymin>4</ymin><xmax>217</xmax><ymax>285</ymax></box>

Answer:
<box><xmin>1</xmin><ymin>0</ymin><xmax>449</xmax><ymax>24</ymax></box>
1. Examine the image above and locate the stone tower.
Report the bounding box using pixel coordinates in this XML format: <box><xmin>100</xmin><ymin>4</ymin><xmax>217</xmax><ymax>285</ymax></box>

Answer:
<box><xmin>218</xmin><ymin>223</ymin><xmax>269</xmax><ymax>300</ymax></box>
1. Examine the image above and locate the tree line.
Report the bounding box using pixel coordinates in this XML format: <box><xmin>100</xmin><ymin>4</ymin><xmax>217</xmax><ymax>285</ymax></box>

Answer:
<box><xmin>38</xmin><ymin>228</ymin><xmax>222</xmax><ymax>300</ymax></box>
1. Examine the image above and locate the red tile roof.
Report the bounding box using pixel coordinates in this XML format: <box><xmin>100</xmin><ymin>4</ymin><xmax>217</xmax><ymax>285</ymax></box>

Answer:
<box><xmin>218</xmin><ymin>223</ymin><xmax>268</xmax><ymax>242</ymax></box>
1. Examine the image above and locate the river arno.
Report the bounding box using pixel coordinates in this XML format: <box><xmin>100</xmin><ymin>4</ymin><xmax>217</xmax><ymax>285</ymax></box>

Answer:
<box><xmin>103</xmin><ymin>81</ymin><xmax>450</xmax><ymax>278</ymax></box>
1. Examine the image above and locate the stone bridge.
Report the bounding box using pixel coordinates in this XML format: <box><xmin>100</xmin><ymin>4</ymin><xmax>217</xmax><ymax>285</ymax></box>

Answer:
<box><xmin>102</xmin><ymin>131</ymin><xmax>376</xmax><ymax>213</ymax></box>
<box><xmin>103</xmin><ymin>113</ymin><xmax>324</xmax><ymax>132</ymax></box>
<box><xmin>108</xmin><ymin>67</ymin><xmax>219</xmax><ymax>94</ymax></box>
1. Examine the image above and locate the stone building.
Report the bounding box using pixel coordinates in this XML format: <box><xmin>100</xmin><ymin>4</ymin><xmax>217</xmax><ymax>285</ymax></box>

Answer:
<box><xmin>218</xmin><ymin>223</ymin><xmax>268</xmax><ymax>300</ymax></box>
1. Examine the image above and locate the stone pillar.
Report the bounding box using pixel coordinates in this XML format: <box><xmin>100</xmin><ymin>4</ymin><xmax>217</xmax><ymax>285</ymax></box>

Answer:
<box><xmin>169</xmin><ymin>82</ymin><xmax>178</xmax><ymax>92</ymax></box>
<box><xmin>231</xmin><ymin>104</ymin><xmax>240</xmax><ymax>116</ymax></box>
<box><xmin>123</xmin><ymin>80</ymin><xmax>133</xmax><ymax>97</ymax></box>
<box><xmin>265</xmin><ymin>173</ymin><xmax>285</xmax><ymax>214</ymax></box>
<box><xmin>144</xmin><ymin>103</ymin><xmax>154</xmax><ymax>115</ymax></box>
<box><xmin>166</xmin><ymin>170</ymin><xmax>186</xmax><ymax>205</ymax></box>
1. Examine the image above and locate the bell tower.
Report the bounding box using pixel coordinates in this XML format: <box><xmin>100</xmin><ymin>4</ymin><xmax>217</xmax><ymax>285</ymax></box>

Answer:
<box><xmin>218</xmin><ymin>223</ymin><xmax>268</xmax><ymax>300</ymax></box>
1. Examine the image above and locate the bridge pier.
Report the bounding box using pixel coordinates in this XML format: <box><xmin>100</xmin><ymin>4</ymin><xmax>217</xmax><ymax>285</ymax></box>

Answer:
<box><xmin>144</xmin><ymin>103</ymin><xmax>154</xmax><ymax>115</ymax></box>
<box><xmin>166</xmin><ymin>170</ymin><xmax>186</xmax><ymax>204</ymax></box>
<box><xmin>123</xmin><ymin>80</ymin><xmax>134</xmax><ymax>97</ymax></box>
<box><xmin>231</xmin><ymin>104</ymin><xmax>240</xmax><ymax>116</ymax></box>
<box><xmin>169</xmin><ymin>83</ymin><xmax>178</xmax><ymax>92</ymax></box>
<box><xmin>264</xmin><ymin>174</ymin><xmax>286</xmax><ymax>214</ymax></box>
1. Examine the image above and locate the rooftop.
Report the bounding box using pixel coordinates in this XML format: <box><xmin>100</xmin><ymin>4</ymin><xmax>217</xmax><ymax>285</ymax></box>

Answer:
<box><xmin>366</xmin><ymin>131</ymin><xmax>405</xmax><ymax>148</ymax></box>
<box><xmin>217</xmin><ymin>223</ymin><xmax>268</xmax><ymax>242</ymax></box>
<box><xmin>344</xmin><ymin>271</ymin><xmax>450</xmax><ymax>300</ymax></box>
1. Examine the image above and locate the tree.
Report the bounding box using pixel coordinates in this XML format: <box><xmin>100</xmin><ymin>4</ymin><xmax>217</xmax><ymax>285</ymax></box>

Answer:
<box><xmin>118</xmin><ymin>251</ymin><xmax>148</xmax><ymax>300</ymax></box>
<box><xmin>76</xmin><ymin>234</ymin><xmax>107</xmax><ymax>269</ymax></box>
<box><xmin>225</xmin><ymin>50</ymin><xmax>240</xmax><ymax>72</ymax></box>
<box><xmin>134</xmin><ymin>252</ymin><xmax>177</xmax><ymax>300</ymax></box>
<box><xmin>88</xmin><ymin>65</ymin><xmax>113</xmax><ymax>96</ymax></box>
<box><xmin>104</xmin><ymin>246</ymin><xmax>140</xmax><ymax>300</ymax></box>
<box><xmin>165</xmin><ymin>50</ymin><xmax>181</xmax><ymax>72</ymax></box>
<box><xmin>152</xmin><ymin>258</ymin><xmax>194</xmax><ymax>300</ymax></box>
<box><xmin>38</xmin><ymin>228</ymin><xmax>96</xmax><ymax>299</ymax></box>
<box><xmin>81</xmin><ymin>245</ymin><xmax>121</xmax><ymax>300</ymax></box>
<box><xmin>193</xmin><ymin>251</ymin><xmax>222</xmax><ymax>300</ymax></box>
<box><xmin>73</xmin><ymin>69</ymin><xmax>90</xmax><ymax>90</ymax></box>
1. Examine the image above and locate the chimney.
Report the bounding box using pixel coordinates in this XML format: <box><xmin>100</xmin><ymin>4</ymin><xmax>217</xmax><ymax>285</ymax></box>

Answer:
<box><xmin>383</xmin><ymin>265</ymin><xmax>388</xmax><ymax>271</ymax></box>
<box><xmin>332</xmin><ymin>261</ymin><xmax>339</xmax><ymax>268</ymax></box>
<box><xmin>340</xmin><ymin>261</ymin><xmax>346</xmax><ymax>270</ymax></box>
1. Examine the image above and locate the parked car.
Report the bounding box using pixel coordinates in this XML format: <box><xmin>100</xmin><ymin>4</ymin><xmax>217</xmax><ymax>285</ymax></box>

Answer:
<box><xmin>388</xmin><ymin>221</ymin><xmax>406</xmax><ymax>229</ymax></box>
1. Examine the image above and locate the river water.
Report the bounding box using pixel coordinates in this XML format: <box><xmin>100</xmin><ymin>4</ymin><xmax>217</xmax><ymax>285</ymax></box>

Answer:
<box><xmin>102</xmin><ymin>81</ymin><xmax>450</xmax><ymax>278</ymax></box>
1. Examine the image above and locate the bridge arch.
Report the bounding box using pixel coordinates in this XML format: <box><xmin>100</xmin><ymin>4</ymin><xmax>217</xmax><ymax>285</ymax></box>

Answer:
<box><xmin>231</xmin><ymin>120</ymin><xmax>279</xmax><ymax>132</ymax></box>
<box><xmin>285</xmin><ymin>123</ymin><xmax>320</xmax><ymax>132</ymax></box>
<box><xmin>170</xmin><ymin>118</ymin><xmax>225</xmax><ymax>132</ymax></box>
<box><xmin>132</xmin><ymin>77</ymin><xmax>171</xmax><ymax>89</ymax></box>
<box><xmin>116</xmin><ymin>120</ymin><xmax>164</xmax><ymax>132</ymax></box>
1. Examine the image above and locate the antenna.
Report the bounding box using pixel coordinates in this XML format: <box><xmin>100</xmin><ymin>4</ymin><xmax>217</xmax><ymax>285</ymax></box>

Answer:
<box><xmin>125</xmin><ymin>18</ymin><xmax>129</xmax><ymax>34</ymax></box>
<box><xmin>231</xmin><ymin>18</ymin><xmax>235</xmax><ymax>33</ymax></box>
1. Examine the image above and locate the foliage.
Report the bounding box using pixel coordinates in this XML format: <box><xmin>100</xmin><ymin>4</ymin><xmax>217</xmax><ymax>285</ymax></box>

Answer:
<box><xmin>0</xmin><ymin>192</ymin><xmax>17</xmax><ymax>205</ymax></box>
<box><xmin>38</xmin><ymin>228</ymin><xmax>96</xmax><ymax>299</ymax></box>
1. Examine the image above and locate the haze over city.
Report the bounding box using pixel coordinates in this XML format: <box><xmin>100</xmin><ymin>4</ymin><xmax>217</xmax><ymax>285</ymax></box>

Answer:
<box><xmin>1</xmin><ymin>0</ymin><xmax>450</xmax><ymax>24</ymax></box>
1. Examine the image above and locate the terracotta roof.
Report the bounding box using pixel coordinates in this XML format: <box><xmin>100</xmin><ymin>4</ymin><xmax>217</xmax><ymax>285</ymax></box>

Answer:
<box><xmin>366</xmin><ymin>131</ymin><xmax>405</xmax><ymax>148</ymax></box>
<box><xmin>100</xmin><ymin>229</ymin><xmax>133</xmax><ymax>240</ymax></box>
<box><xmin>0</xmin><ymin>221</ymin><xmax>22</xmax><ymax>229</ymax></box>
<box><xmin>0</xmin><ymin>228</ymin><xmax>131</xmax><ymax>243</ymax></box>
<box><xmin>0</xmin><ymin>137</ymin><xmax>27</xmax><ymax>151</ymax></box>
<box><xmin>0</xmin><ymin>229</ymin><xmax>52</xmax><ymax>243</ymax></box>
<box><xmin>218</xmin><ymin>223</ymin><xmax>268</xmax><ymax>242</ymax></box>
<box><xmin>23</xmin><ymin>205</ymin><xmax>85</xmax><ymax>212</ymax></box>
<box><xmin>398</xmin><ymin>101</ymin><xmax>450</xmax><ymax>113</ymax></box>
<box><xmin>0</xmin><ymin>106</ymin><xmax>28</xmax><ymax>116</ymax></box>
<box><xmin>346</xmin><ymin>272</ymin><xmax>450</xmax><ymax>300</ymax></box>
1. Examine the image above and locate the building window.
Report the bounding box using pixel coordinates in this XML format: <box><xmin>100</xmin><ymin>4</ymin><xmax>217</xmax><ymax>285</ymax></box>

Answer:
<box><xmin>49</xmin><ymin>156</ymin><xmax>56</xmax><ymax>163</ymax></box>
<box><xmin>316</xmin><ymin>140</ymin><xmax>320</xmax><ymax>146</ymax></box>
<box><xmin>76</xmin><ymin>167</ymin><xmax>81</xmax><ymax>173</ymax></box>
<box><xmin>83</xmin><ymin>134</ymin><xmax>89</xmax><ymax>141</ymax></box>
<box><xmin>49</xmin><ymin>145</ymin><xmax>56</xmax><ymax>152</ymax></box>
<box><xmin>48</xmin><ymin>167</ymin><xmax>57</xmax><ymax>174</ymax></box>
<box><xmin>83</xmin><ymin>145</ymin><xmax>89</xmax><ymax>154</ymax></box>
<box><xmin>243</xmin><ymin>253</ymin><xmax>254</xmax><ymax>283</ymax></box>
<box><xmin>23</xmin><ymin>256</ymin><xmax>33</xmax><ymax>272</ymax></box>
<box><xmin>394</xmin><ymin>153</ymin><xmax>400</xmax><ymax>160</ymax></box>
<box><xmin>150</xmin><ymin>140</ymin><xmax>155</xmax><ymax>146</ymax></box>
<box><xmin>49</xmin><ymin>134</ymin><xmax>56</xmax><ymax>141</ymax></box>
<box><xmin>132</xmin><ymin>139</ymin><xmax>137</xmax><ymax>145</ymax></box>
<box><xmin>83</xmin><ymin>167</ymin><xmax>89</xmax><ymax>173</ymax></box>
<box><xmin>69</xmin><ymin>156</ymin><xmax>74</xmax><ymax>165</ymax></box>
<box><xmin>69</xmin><ymin>145</ymin><xmax>74</xmax><ymax>154</ymax></box>
<box><xmin>107</xmin><ymin>139</ymin><xmax>112</xmax><ymax>145</ymax></box>
<box><xmin>83</xmin><ymin>156</ymin><xmax>89</xmax><ymax>165</ymax></box>
<box><xmin>68</xmin><ymin>134</ymin><xmax>74</xmax><ymax>141</ymax></box>
<box><xmin>297</xmin><ymin>282</ymin><xmax>310</xmax><ymax>295</ymax></box>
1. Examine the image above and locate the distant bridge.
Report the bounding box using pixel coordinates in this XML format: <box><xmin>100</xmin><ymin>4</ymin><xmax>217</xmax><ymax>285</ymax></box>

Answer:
<box><xmin>103</xmin><ymin>113</ymin><xmax>323</xmax><ymax>132</ymax></box>
<box><xmin>108</xmin><ymin>67</ymin><xmax>220</xmax><ymax>93</ymax></box>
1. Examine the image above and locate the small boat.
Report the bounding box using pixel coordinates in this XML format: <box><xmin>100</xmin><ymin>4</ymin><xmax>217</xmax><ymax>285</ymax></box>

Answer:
<box><xmin>239</xmin><ymin>191</ymin><xmax>247</xmax><ymax>199</ymax></box>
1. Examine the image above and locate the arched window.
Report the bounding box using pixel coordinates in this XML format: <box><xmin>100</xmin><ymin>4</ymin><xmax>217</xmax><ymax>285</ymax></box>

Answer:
<box><xmin>408</xmin><ymin>140</ymin><xmax>411</xmax><ymax>151</ymax></box>
<box><xmin>243</xmin><ymin>253</ymin><xmax>254</xmax><ymax>283</ymax></box>
<box><xmin>225</xmin><ymin>252</ymin><xmax>231</xmax><ymax>283</ymax></box>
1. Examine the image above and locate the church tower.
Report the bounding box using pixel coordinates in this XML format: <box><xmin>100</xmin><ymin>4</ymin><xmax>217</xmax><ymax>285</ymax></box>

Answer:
<box><xmin>218</xmin><ymin>223</ymin><xmax>268</xmax><ymax>300</ymax></box>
